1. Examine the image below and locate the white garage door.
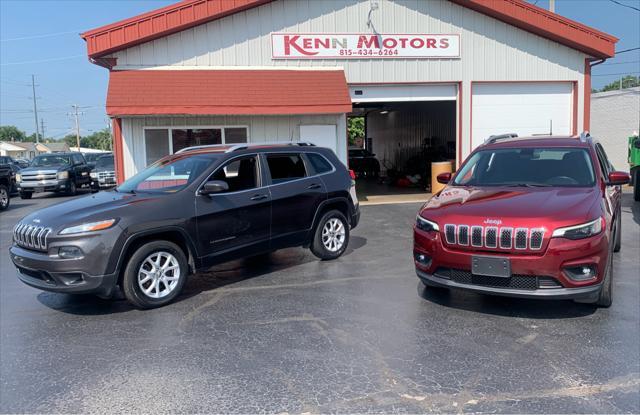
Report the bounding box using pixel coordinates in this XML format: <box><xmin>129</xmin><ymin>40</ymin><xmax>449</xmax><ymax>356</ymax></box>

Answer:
<box><xmin>471</xmin><ymin>82</ymin><xmax>573</xmax><ymax>150</ymax></box>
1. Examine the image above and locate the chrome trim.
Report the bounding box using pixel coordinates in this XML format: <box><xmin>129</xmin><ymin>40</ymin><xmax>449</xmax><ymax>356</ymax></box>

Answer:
<box><xmin>13</xmin><ymin>222</ymin><xmax>52</xmax><ymax>251</ymax></box>
<box><xmin>530</xmin><ymin>228</ymin><xmax>545</xmax><ymax>250</ymax></box>
<box><xmin>471</xmin><ymin>226</ymin><xmax>483</xmax><ymax>247</ymax></box>
<box><xmin>444</xmin><ymin>224</ymin><xmax>456</xmax><ymax>245</ymax></box>
<box><xmin>485</xmin><ymin>226</ymin><xmax>498</xmax><ymax>248</ymax></box>
<box><xmin>457</xmin><ymin>225</ymin><xmax>469</xmax><ymax>246</ymax></box>
<box><xmin>515</xmin><ymin>228</ymin><xmax>528</xmax><ymax>250</ymax></box>
<box><xmin>499</xmin><ymin>227</ymin><xmax>513</xmax><ymax>249</ymax></box>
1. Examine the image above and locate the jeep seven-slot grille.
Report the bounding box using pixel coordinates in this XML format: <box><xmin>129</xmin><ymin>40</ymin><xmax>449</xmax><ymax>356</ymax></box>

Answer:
<box><xmin>13</xmin><ymin>223</ymin><xmax>52</xmax><ymax>251</ymax></box>
<box><xmin>443</xmin><ymin>225</ymin><xmax>545</xmax><ymax>251</ymax></box>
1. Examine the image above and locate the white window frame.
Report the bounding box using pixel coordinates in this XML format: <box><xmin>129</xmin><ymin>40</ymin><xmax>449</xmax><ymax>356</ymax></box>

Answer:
<box><xmin>142</xmin><ymin>125</ymin><xmax>250</xmax><ymax>167</ymax></box>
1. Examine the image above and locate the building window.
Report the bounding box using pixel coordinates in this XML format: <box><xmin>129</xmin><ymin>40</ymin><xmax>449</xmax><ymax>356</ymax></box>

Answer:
<box><xmin>143</xmin><ymin>126</ymin><xmax>249</xmax><ymax>167</ymax></box>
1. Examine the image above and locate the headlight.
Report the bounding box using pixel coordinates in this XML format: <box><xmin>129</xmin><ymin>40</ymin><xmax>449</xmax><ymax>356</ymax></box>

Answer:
<box><xmin>90</xmin><ymin>172</ymin><xmax>98</xmax><ymax>178</ymax></box>
<box><xmin>15</xmin><ymin>173</ymin><xmax>21</xmax><ymax>182</ymax></box>
<box><xmin>57</xmin><ymin>171</ymin><xmax>69</xmax><ymax>180</ymax></box>
<box><xmin>416</xmin><ymin>215</ymin><xmax>439</xmax><ymax>232</ymax></box>
<box><xmin>59</xmin><ymin>219</ymin><xmax>117</xmax><ymax>235</ymax></box>
<box><xmin>552</xmin><ymin>218</ymin><xmax>603</xmax><ymax>240</ymax></box>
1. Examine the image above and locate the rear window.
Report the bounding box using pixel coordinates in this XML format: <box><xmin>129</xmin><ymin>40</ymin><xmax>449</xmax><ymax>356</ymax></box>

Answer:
<box><xmin>266</xmin><ymin>154</ymin><xmax>307</xmax><ymax>184</ymax></box>
<box><xmin>454</xmin><ymin>147</ymin><xmax>596</xmax><ymax>187</ymax></box>
<box><xmin>307</xmin><ymin>153</ymin><xmax>333</xmax><ymax>174</ymax></box>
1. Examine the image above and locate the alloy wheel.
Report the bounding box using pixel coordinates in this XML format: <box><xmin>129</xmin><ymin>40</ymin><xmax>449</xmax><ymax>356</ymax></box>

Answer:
<box><xmin>0</xmin><ymin>188</ymin><xmax>7</xmax><ymax>208</ymax></box>
<box><xmin>322</xmin><ymin>218</ymin><xmax>346</xmax><ymax>252</ymax></box>
<box><xmin>137</xmin><ymin>251</ymin><xmax>181</xmax><ymax>299</ymax></box>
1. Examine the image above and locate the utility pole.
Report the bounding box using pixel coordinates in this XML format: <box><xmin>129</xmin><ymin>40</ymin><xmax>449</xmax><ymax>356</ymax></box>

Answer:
<box><xmin>31</xmin><ymin>75</ymin><xmax>40</xmax><ymax>144</ymax></box>
<box><xmin>549</xmin><ymin>0</ymin><xmax>555</xmax><ymax>13</ymax></box>
<box><xmin>72</xmin><ymin>105</ymin><xmax>81</xmax><ymax>151</ymax></box>
<box><xmin>40</xmin><ymin>119</ymin><xmax>46</xmax><ymax>141</ymax></box>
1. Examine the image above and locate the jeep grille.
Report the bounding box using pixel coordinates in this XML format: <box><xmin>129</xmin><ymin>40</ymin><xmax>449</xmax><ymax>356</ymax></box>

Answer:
<box><xmin>443</xmin><ymin>224</ymin><xmax>545</xmax><ymax>251</ymax></box>
<box><xmin>13</xmin><ymin>223</ymin><xmax>52</xmax><ymax>251</ymax></box>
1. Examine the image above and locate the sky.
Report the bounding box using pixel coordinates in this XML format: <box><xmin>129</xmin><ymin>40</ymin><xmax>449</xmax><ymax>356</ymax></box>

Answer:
<box><xmin>1</xmin><ymin>0</ymin><xmax>639</xmax><ymax>139</ymax></box>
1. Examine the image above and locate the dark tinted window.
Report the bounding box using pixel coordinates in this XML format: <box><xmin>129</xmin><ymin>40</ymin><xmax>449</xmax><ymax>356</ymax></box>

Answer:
<box><xmin>307</xmin><ymin>153</ymin><xmax>333</xmax><ymax>174</ymax></box>
<box><xmin>210</xmin><ymin>156</ymin><xmax>257</xmax><ymax>192</ymax></box>
<box><xmin>32</xmin><ymin>155</ymin><xmax>71</xmax><ymax>167</ymax></box>
<box><xmin>267</xmin><ymin>154</ymin><xmax>307</xmax><ymax>184</ymax></box>
<box><xmin>96</xmin><ymin>155</ymin><xmax>114</xmax><ymax>169</ymax></box>
<box><xmin>454</xmin><ymin>147</ymin><xmax>595</xmax><ymax>187</ymax></box>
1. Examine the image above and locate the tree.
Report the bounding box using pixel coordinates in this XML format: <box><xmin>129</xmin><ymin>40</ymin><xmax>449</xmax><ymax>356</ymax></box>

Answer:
<box><xmin>597</xmin><ymin>75</ymin><xmax>640</xmax><ymax>92</ymax></box>
<box><xmin>347</xmin><ymin>117</ymin><xmax>365</xmax><ymax>146</ymax></box>
<box><xmin>61</xmin><ymin>128</ymin><xmax>113</xmax><ymax>151</ymax></box>
<box><xmin>0</xmin><ymin>125</ymin><xmax>27</xmax><ymax>142</ymax></box>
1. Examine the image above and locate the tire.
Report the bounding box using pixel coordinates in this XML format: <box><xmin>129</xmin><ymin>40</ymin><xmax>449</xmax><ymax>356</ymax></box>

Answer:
<box><xmin>613</xmin><ymin>212</ymin><xmax>622</xmax><ymax>253</ymax></box>
<box><xmin>122</xmin><ymin>240</ymin><xmax>189</xmax><ymax>309</ymax></box>
<box><xmin>0</xmin><ymin>185</ymin><xmax>9</xmax><ymax>211</ymax></box>
<box><xmin>595</xmin><ymin>246</ymin><xmax>614</xmax><ymax>308</ymax></box>
<box><xmin>20</xmin><ymin>191</ymin><xmax>32</xmax><ymax>200</ymax></box>
<box><xmin>634</xmin><ymin>169</ymin><xmax>640</xmax><ymax>202</ymax></box>
<box><xmin>310</xmin><ymin>210</ymin><xmax>350</xmax><ymax>260</ymax></box>
<box><xmin>66</xmin><ymin>180</ymin><xmax>77</xmax><ymax>196</ymax></box>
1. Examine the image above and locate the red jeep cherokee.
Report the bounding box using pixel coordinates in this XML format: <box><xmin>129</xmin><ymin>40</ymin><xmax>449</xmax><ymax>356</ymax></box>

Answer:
<box><xmin>414</xmin><ymin>134</ymin><xmax>630</xmax><ymax>307</ymax></box>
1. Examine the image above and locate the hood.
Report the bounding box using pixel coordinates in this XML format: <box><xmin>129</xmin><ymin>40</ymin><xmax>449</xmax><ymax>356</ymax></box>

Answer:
<box><xmin>419</xmin><ymin>186</ymin><xmax>603</xmax><ymax>253</ymax></box>
<box><xmin>20</xmin><ymin>165</ymin><xmax>67</xmax><ymax>173</ymax></box>
<box><xmin>18</xmin><ymin>191</ymin><xmax>166</xmax><ymax>232</ymax></box>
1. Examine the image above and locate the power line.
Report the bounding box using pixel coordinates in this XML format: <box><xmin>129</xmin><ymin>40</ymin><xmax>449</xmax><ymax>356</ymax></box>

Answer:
<box><xmin>0</xmin><ymin>30</ymin><xmax>82</xmax><ymax>42</ymax></box>
<box><xmin>616</xmin><ymin>47</ymin><xmax>640</xmax><ymax>55</ymax></box>
<box><xmin>602</xmin><ymin>60</ymin><xmax>640</xmax><ymax>66</ymax></box>
<box><xmin>592</xmin><ymin>71</ymin><xmax>640</xmax><ymax>76</ymax></box>
<box><xmin>0</xmin><ymin>54</ymin><xmax>85</xmax><ymax>66</ymax></box>
<box><xmin>609</xmin><ymin>0</ymin><xmax>640</xmax><ymax>12</ymax></box>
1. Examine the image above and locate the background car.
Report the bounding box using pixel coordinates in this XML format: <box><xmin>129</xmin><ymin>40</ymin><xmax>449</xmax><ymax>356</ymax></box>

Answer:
<box><xmin>90</xmin><ymin>154</ymin><xmax>116</xmax><ymax>190</ymax></box>
<box><xmin>83</xmin><ymin>152</ymin><xmax>112</xmax><ymax>169</ymax></box>
<box><xmin>348</xmin><ymin>148</ymin><xmax>380</xmax><ymax>178</ymax></box>
<box><xmin>0</xmin><ymin>163</ymin><xmax>12</xmax><ymax>210</ymax></box>
<box><xmin>16</xmin><ymin>152</ymin><xmax>92</xmax><ymax>199</ymax></box>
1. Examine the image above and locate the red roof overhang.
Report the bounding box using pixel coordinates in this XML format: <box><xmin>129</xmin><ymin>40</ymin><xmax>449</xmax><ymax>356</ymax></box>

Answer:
<box><xmin>106</xmin><ymin>69</ymin><xmax>352</xmax><ymax>116</ymax></box>
<box><xmin>449</xmin><ymin>0</ymin><xmax>617</xmax><ymax>59</ymax></box>
<box><xmin>81</xmin><ymin>0</ymin><xmax>617</xmax><ymax>62</ymax></box>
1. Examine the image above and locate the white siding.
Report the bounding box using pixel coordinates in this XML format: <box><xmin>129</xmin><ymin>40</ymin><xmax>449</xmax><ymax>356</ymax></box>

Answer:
<box><xmin>110</xmin><ymin>0</ymin><xmax>588</xmax><ymax>164</ymax></box>
<box><xmin>590</xmin><ymin>87</ymin><xmax>640</xmax><ymax>172</ymax></box>
<box><xmin>120</xmin><ymin>114</ymin><xmax>347</xmax><ymax>177</ymax></box>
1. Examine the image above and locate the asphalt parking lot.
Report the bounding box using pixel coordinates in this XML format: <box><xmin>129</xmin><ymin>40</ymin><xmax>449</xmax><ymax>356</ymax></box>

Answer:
<box><xmin>1</xmin><ymin>191</ymin><xmax>639</xmax><ymax>413</ymax></box>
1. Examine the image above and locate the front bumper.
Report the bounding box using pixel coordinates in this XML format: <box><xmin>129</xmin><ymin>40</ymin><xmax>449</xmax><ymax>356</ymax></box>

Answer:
<box><xmin>17</xmin><ymin>179</ymin><xmax>70</xmax><ymax>193</ymax></box>
<box><xmin>417</xmin><ymin>269</ymin><xmax>601</xmax><ymax>300</ymax></box>
<box><xmin>414</xmin><ymin>225</ymin><xmax>610</xmax><ymax>297</ymax></box>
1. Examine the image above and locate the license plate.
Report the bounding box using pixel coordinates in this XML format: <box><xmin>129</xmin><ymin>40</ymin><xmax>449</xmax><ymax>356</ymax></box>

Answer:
<box><xmin>34</xmin><ymin>187</ymin><xmax>44</xmax><ymax>193</ymax></box>
<box><xmin>472</xmin><ymin>256</ymin><xmax>511</xmax><ymax>278</ymax></box>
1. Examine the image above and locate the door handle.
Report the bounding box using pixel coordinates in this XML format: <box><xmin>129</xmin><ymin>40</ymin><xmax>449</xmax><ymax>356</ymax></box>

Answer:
<box><xmin>250</xmin><ymin>194</ymin><xmax>268</xmax><ymax>201</ymax></box>
<box><xmin>307</xmin><ymin>183</ymin><xmax>322</xmax><ymax>190</ymax></box>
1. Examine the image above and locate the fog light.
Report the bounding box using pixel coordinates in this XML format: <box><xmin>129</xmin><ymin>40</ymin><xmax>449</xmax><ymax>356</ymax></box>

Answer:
<box><xmin>58</xmin><ymin>246</ymin><xmax>83</xmax><ymax>259</ymax></box>
<box><xmin>564</xmin><ymin>265</ymin><xmax>597</xmax><ymax>281</ymax></box>
<box><xmin>415</xmin><ymin>253</ymin><xmax>431</xmax><ymax>265</ymax></box>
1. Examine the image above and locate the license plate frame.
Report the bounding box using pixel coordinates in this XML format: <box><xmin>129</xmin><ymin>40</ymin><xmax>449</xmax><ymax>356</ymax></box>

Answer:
<box><xmin>472</xmin><ymin>256</ymin><xmax>511</xmax><ymax>278</ymax></box>
<box><xmin>34</xmin><ymin>187</ymin><xmax>44</xmax><ymax>193</ymax></box>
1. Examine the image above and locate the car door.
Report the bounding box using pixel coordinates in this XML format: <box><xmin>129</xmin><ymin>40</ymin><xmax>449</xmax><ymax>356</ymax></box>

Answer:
<box><xmin>195</xmin><ymin>154</ymin><xmax>271</xmax><ymax>265</ymax></box>
<box><xmin>264</xmin><ymin>152</ymin><xmax>327</xmax><ymax>247</ymax></box>
<box><xmin>595</xmin><ymin>143</ymin><xmax>621</xmax><ymax>218</ymax></box>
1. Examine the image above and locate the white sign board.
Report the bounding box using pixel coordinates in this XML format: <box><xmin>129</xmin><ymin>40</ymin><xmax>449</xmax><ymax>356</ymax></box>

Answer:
<box><xmin>272</xmin><ymin>33</ymin><xmax>460</xmax><ymax>59</ymax></box>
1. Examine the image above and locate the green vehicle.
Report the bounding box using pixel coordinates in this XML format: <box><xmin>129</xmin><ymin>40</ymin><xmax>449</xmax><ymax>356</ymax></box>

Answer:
<box><xmin>630</xmin><ymin>134</ymin><xmax>640</xmax><ymax>201</ymax></box>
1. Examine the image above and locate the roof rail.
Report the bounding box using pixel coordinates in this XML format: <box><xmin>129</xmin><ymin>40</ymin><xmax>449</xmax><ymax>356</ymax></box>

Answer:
<box><xmin>175</xmin><ymin>141</ymin><xmax>316</xmax><ymax>154</ymax></box>
<box><xmin>484</xmin><ymin>133</ymin><xmax>518</xmax><ymax>145</ymax></box>
<box><xmin>579</xmin><ymin>131</ymin><xmax>590</xmax><ymax>142</ymax></box>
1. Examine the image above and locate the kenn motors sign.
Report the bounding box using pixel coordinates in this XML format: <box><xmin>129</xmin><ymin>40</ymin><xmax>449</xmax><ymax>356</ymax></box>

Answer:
<box><xmin>271</xmin><ymin>33</ymin><xmax>460</xmax><ymax>59</ymax></box>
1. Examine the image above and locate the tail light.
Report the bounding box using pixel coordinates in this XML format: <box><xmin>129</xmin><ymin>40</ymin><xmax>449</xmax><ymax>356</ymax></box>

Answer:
<box><xmin>349</xmin><ymin>169</ymin><xmax>356</xmax><ymax>180</ymax></box>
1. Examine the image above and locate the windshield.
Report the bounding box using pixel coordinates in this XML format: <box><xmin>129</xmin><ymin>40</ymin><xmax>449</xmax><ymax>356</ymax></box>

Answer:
<box><xmin>31</xmin><ymin>155</ymin><xmax>71</xmax><ymax>167</ymax></box>
<box><xmin>116</xmin><ymin>153</ymin><xmax>219</xmax><ymax>193</ymax></box>
<box><xmin>453</xmin><ymin>147</ymin><xmax>596</xmax><ymax>187</ymax></box>
<box><xmin>85</xmin><ymin>153</ymin><xmax>108</xmax><ymax>162</ymax></box>
<box><xmin>95</xmin><ymin>156</ymin><xmax>114</xmax><ymax>169</ymax></box>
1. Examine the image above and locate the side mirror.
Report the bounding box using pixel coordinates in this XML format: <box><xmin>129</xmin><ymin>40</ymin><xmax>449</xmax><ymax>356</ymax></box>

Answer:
<box><xmin>200</xmin><ymin>180</ymin><xmax>229</xmax><ymax>195</ymax></box>
<box><xmin>437</xmin><ymin>172</ymin><xmax>452</xmax><ymax>184</ymax></box>
<box><xmin>607</xmin><ymin>171</ymin><xmax>630</xmax><ymax>186</ymax></box>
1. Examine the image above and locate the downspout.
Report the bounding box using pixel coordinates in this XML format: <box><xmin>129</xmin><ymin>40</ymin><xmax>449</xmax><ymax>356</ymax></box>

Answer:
<box><xmin>584</xmin><ymin>57</ymin><xmax>607</xmax><ymax>132</ymax></box>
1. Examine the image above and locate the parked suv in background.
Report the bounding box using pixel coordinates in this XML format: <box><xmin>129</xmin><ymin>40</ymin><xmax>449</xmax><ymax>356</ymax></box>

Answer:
<box><xmin>10</xmin><ymin>143</ymin><xmax>360</xmax><ymax>308</ymax></box>
<box><xmin>0</xmin><ymin>163</ymin><xmax>12</xmax><ymax>211</ymax></box>
<box><xmin>90</xmin><ymin>154</ymin><xmax>116</xmax><ymax>190</ymax></box>
<box><xmin>16</xmin><ymin>152</ymin><xmax>92</xmax><ymax>199</ymax></box>
<box><xmin>414</xmin><ymin>133</ymin><xmax>629</xmax><ymax>307</ymax></box>
<box><xmin>348</xmin><ymin>148</ymin><xmax>380</xmax><ymax>178</ymax></box>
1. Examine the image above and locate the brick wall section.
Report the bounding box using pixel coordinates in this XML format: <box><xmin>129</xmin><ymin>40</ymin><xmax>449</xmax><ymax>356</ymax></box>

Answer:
<box><xmin>106</xmin><ymin>69</ymin><xmax>353</xmax><ymax>116</ymax></box>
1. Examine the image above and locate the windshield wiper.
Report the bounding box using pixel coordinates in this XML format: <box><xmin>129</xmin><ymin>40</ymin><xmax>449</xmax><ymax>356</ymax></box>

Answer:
<box><xmin>505</xmin><ymin>183</ymin><xmax>553</xmax><ymax>188</ymax></box>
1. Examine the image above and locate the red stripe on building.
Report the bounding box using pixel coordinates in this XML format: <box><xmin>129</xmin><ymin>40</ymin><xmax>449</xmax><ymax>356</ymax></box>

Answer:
<box><xmin>106</xmin><ymin>70</ymin><xmax>352</xmax><ymax>116</ymax></box>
